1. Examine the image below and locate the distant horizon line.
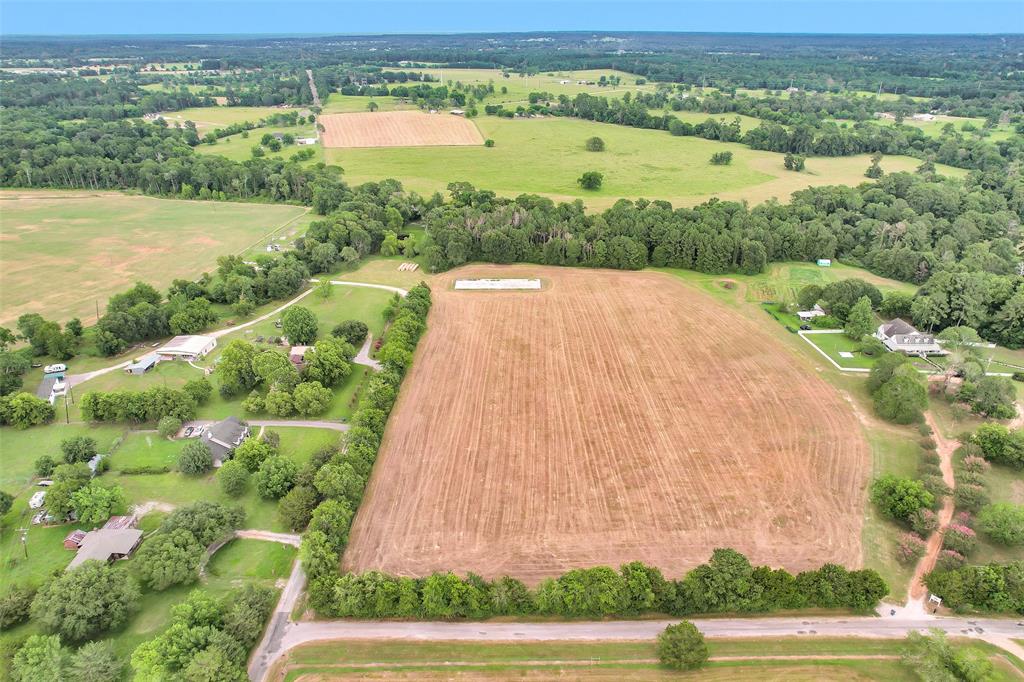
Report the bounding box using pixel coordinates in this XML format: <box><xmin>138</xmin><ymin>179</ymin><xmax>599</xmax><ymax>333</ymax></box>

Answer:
<box><xmin>3</xmin><ymin>29</ymin><xmax>1022</xmax><ymax>39</ymax></box>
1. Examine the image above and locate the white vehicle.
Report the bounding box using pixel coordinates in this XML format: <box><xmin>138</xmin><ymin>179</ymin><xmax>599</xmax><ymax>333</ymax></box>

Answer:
<box><xmin>43</xmin><ymin>363</ymin><xmax>66</xmax><ymax>374</ymax></box>
<box><xmin>37</xmin><ymin>480</ymin><xmax>54</xmax><ymax>487</ymax></box>
<box><xmin>29</xmin><ymin>491</ymin><xmax>47</xmax><ymax>509</ymax></box>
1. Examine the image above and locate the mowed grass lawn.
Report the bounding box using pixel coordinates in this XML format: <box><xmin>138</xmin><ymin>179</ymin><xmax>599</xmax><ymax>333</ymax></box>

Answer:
<box><xmin>276</xmin><ymin>638</ymin><xmax>939</xmax><ymax>682</ymax></box>
<box><xmin>0</xmin><ymin>190</ymin><xmax>308</xmax><ymax>325</ymax></box>
<box><xmin>324</xmin><ymin>115</ymin><xmax>967</xmax><ymax>210</ymax></box>
<box><xmin>154</xmin><ymin>105</ymin><xmax>311</xmax><ymax>132</ymax></box>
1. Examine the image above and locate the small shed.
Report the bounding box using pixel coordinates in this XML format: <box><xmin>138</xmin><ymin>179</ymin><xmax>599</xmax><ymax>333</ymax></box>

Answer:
<box><xmin>816</xmin><ymin>259</ymin><xmax>832</xmax><ymax>267</ymax></box>
<box><xmin>64</xmin><ymin>529</ymin><xmax>87</xmax><ymax>550</ymax></box>
<box><xmin>125</xmin><ymin>353</ymin><xmax>160</xmax><ymax>375</ymax></box>
<box><xmin>450</xmin><ymin>109</ymin><xmax>465</xmax><ymax>116</ymax></box>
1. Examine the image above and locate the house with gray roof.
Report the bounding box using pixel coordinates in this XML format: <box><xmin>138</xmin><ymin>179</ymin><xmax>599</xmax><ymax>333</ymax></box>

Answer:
<box><xmin>876</xmin><ymin>318</ymin><xmax>945</xmax><ymax>356</ymax></box>
<box><xmin>203</xmin><ymin>416</ymin><xmax>250</xmax><ymax>467</ymax></box>
<box><xmin>66</xmin><ymin>528</ymin><xmax>143</xmax><ymax>570</ymax></box>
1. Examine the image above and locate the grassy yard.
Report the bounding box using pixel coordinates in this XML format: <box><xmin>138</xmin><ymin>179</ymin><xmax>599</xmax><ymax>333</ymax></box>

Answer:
<box><xmin>323</xmin><ymin>113</ymin><xmax>966</xmax><ymax>211</ymax></box>
<box><xmin>206</xmin><ymin>537</ymin><xmax>296</xmax><ymax>582</ymax></box>
<box><xmin>0</xmin><ymin>189</ymin><xmax>308</xmax><ymax>326</ymax></box>
<box><xmin>802</xmin><ymin>332</ymin><xmax>878</xmax><ymax>370</ymax></box>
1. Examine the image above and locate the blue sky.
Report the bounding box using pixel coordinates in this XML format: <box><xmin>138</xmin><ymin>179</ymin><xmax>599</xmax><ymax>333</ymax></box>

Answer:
<box><xmin>1</xmin><ymin>1</ymin><xmax>1021</xmax><ymax>36</ymax></box>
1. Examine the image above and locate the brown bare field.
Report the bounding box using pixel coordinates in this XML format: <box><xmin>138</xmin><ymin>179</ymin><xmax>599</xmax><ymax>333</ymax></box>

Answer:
<box><xmin>319</xmin><ymin>111</ymin><xmax>483</xmax><ymax>148</ymax></box>
<box><xmin>344</xmin><ymin>265</ymin><xmax>869</xmax><ymax>583</ymax></box>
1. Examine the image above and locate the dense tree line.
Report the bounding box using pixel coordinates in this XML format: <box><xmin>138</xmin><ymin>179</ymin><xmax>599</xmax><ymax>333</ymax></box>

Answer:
<box><xmin>419</xmin><ymin>174</ymin><xmax>1023</xmax><ymax>346</ymax></box>
<box><xmin>313</xmin><ymin>548</ymin><xmax>886</xmax><ymax>620</ymax></box>
<box><xmin>301</xmin><ymin>285</ymin><xmax>433</xmax><ymax>609</ymax></box>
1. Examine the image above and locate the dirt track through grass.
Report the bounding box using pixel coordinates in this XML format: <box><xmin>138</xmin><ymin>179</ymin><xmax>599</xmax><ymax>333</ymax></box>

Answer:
<box><xmin>344</xmin><ymin>265</ymin><xmax>870</xmax><ymax>583</ymax></box>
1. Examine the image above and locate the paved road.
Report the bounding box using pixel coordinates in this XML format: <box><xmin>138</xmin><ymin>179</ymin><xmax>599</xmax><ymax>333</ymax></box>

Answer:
<box><xmin>353</xmin><ymin>334</ymin><xmax>382</xmax><ymax>371</ymax></box>
<box><xmin>249</xmin><ymin>559</ymin><xmax>307</xmax><ymax>682</ymax></box>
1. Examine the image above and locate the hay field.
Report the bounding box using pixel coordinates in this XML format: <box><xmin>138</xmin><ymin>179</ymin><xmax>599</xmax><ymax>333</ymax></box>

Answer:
<box><xmin>0</xmin><ymin>190</ymin><xmax>307</xmax><ymax>325</ymax></box>
<box><xmin>344</xmin><ymin>265</ymin><xmax>870</xmax><ymax>583</ymax></box>
<box><xmin>325</xmin><ymin>116</ymin><xmax>967</xmax><ymax>211</ymax></box>
<box><xmin>319</xmin><ymin>111</ymin><xmax>483</xmax><ymax>148</ymax></box>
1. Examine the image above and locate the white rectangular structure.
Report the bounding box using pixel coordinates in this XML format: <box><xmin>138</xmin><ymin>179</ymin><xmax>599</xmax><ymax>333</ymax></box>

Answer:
<box><xmin>454</xmin><ymin>278</ymin><xmax>542</xmax><ymax>291</ymax></box>
<box><xmin>158</xmin><ymin>334</ymin><xmax>217</xmax><ymax>359</ymax></box>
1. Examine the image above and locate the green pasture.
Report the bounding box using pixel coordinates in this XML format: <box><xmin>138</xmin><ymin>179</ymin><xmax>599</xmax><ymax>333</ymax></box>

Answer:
<box><xmin>277</xmin><ymin>636</ymin><xmax>965</xmax><ymax>681</ymax></box>
<box><xmin>0</xmin><ymin>189</ymin><xmax>307</xmax><ymax>326</ymax></box>
<box><xmin>194</xmin><ymin>125</ymin><xmax>319</xmax><ymax>162</ymax></box>
<box><xmin>324</xmin><ymin>115</ymin><xmax>966</xmax><ymax>211</ymax></box>
<box><xmin>155</xmin><ymin>105</ymin><xmax>311</xmax><ymax>131</ymax></box>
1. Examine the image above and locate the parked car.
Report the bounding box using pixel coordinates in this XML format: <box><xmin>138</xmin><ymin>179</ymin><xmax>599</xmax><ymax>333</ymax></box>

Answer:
<box><xmin>799</xmin><ymin>324</ymin><xmax>811</xmax><ymax>331</ymax></box>
<box><xmin>43</xmin><ymin>363</ymin><xmax>67</xmax><ymax>374</ymax></box>
<box><xmin>182</xmin><ymin>426</ymin><xmax>194</xmax><ymax>437</ymax></box>
<box><xmin>37</xmin><ymin>480</ymin><xmax>54</xmax><ymax>487</ymax></box>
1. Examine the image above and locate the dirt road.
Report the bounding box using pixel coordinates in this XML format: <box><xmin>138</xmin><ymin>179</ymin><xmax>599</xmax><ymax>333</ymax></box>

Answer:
<box><xmin>908</xmin><ymin>412</ymin><xmax>958</xmax><ymax>603</ymax></box>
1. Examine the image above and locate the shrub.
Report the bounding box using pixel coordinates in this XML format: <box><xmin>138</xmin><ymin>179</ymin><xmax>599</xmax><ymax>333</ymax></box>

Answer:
<box><xmin>709</xmin><ymin>151</ymin><xmax>733</xmax><ymax>165</ymax></box>
<box><xmin>920</xmin><ymin>437</ymin><xmax>937</xmax><ymax>451</ymax></box>
<box><xmin>585</xmin><ymin>136</ymin><xmax>605</xmax><ymax>151</ymax></box>
<box><xmin>217</xmin><ymin>461</ymin><xmax>249</xmax><ymax>497</ymax></box>
<box><xmin>61</xmin><ymin>436</ymin><xmax>97</xmax><ymax>464</ymax></box>
<box><xmin>920</xmin><ymin>475</ymin><xmax>952</xmax><ymax>499</ymax></box>
<box><xmin>918</xmin><ymin>423</ymin><xmax>933</xmax><ymax>437</ymax></box>
<box><xmin>157</xmin><ymin>415</ymin><xmax>182</xmax><ymax>439</ymax></box>
<box><xmin>910</xmin><ymin>508</ymin><xmax>939</xmax><ymax>536</ymax></box>
<box><xmin>961</xmin><ymin>455</ymin><xmax>990</xmax><ymax>474</ymax></box>
<box><xmin>119</xmin><ymin>465</ymin><xmax>171</xmax><ymax>475</ymax></box>
<box><xmin>483</xmin><ymin>138</ymin><xmax>495</xmax><ymax>147</ymax></box>
<box><xmin>332</xmin><ymin>320</ymin><xmax>368</xmax><ymax>347</ymax></box>
<box><xmin>935</xmin><ymin>549</ymin><xmax>966</xmax><ymax>571</ymax></box>
<box><xmin>576</xmin><ymin>171</ymin><xmax>603</xmax><ymax>190</ymax></box>
<box><xmin>178</xmin><ymin>440</ymin><xmax>213</xmax><ymax>475</ymax></box>
<box><xmin>657</xmin><ymin>621</ymin><xmax>708</xmax><ymax>671</ymax></box>
<box><xmin>953</xmin><ymin>483</ymin><xmax>989</xmax><ymax>513</ymax></box>
<box><xmin>34</xmin><ymin>455</ymin><xmax>57</xmax><ymax>477</ymax></box>
<box><xmin>942</xmin><ymin>525</ymin><xmax>977</xmax><ymax>555</ymax></box>
<box><xmin>895</xmin><ymin>533</ymin><xmax>927</xmax><ymax>565</ymax></box>
<box><xmin>870</xmin><ymin>475</ymin><xmax>934</xmax><ymax>523</ymax></box>
<box><xmin>976</xmin><ymin>504</ymin><xmax>1024</xmax><ymax>546</ymax></box>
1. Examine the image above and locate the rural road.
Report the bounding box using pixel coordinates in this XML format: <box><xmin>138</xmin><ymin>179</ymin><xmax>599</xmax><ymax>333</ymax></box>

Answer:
<box><xmin>249</xmin><ymin>558</ymin><xmax>307</xmax><ymax>682</ymax></box>
<box><xmin>254</xmin><ymin>613</ymin><xmax>1024</xmax><ymax>682</ymax></box>
<box><xmin>183</xmin><ymin>419</ymin><xmax>349</xmax><ymax>433</ymax></box>
<box><xmin>305</xmin><ymin>69</ymin><xmax>321</xmax><ymax>109</ymax></box>
<box><xmin>235</xmin><ymin>529</ymin><xmax>301</xmax><ymax>547</ymax></box>
<box><xmin>908</xmin><ymin>411</ymin><xmax>958</xmax><ymax>602</ymax></box>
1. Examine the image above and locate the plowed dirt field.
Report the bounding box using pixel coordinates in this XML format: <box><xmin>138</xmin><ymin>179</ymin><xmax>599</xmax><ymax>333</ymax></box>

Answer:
<box><xmin>344</xmin><ymin>265</ymin><xmax>869</xmax><ymax>583</ymax></box>
<box><xmin>319</xmin><ymin>111</ymin><xmax>483</xmax><ymax>148</ymax></box>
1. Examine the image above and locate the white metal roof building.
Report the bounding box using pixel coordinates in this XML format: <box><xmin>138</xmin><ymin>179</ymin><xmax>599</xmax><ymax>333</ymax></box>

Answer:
<box><xmin>158</xmin><ymin>335</ymin><xmax>217</xmax><ymax>359</ymax></box>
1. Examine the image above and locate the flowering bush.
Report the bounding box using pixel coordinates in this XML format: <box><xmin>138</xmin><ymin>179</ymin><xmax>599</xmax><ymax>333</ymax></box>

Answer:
<box><xmin>942</xmin><ymin>524</ymin><xmax>977</xmax><ymax>555</ymax></box>
<box><xmin>910</xmin><ymin>508</ymin><xmax>939</xmax><ymax>536</ymax></box>
<box><xmin>896</xmin><ymin>532</ymin><xmax>927</xmax><ymax>565</ymax></box>
<box><xmin>961</xmin><ymin>455</ymin><xmax>990</xmax><ymax>474</ymax></box>
<box><xmin>936</xmin><ymin>549</ymin><xmax>965</xmax><ymax>571</ymax></box>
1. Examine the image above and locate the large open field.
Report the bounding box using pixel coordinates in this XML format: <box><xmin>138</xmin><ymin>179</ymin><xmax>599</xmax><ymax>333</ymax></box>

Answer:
<box><xmin>344</xmin><ymin>265</ymin><xmax>870</xmax><ymax>583</ymax></box>
<box><xmin>0</xmin><ymin>190</ymin><xmax>308</xmax><ymax>325</ymax></box>
<box><xmin>325</xmin><ymin>116</ymin><xmax>967</xmax><ymax>210</ymax></box>
<box><xmin>319</xmin><ymin>111</ymin><xmax>483</xmax><ymax>148</ymax></box>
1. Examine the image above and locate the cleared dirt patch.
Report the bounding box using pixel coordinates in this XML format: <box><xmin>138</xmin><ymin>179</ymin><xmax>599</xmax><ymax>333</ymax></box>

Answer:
<box><xmin>319</xmin><ymin>111</ymin><xmax>483</xmax><ymax>148</ymax></box>
<box><xmin>345</xmin><ymin>266</ymin><xmax>869</xmax><ymax>583</ymax></box>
